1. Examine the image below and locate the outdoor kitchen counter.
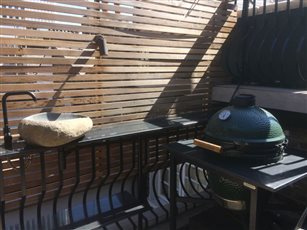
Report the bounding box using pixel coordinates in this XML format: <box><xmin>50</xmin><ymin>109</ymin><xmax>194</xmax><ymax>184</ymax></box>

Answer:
<box><xmin>168</xmin><ymin>139</ymin><xmax>307</xmax><ymax>230</ymax></box>
<box><xmin>0</xmin><ymin>112</ymin><xmax>209</xmax><ymax>230</ymax></box>
<box><xmin>0</xmin><ymin>112</ymin><xmax>208</xmax><ymax>157</ymax></box>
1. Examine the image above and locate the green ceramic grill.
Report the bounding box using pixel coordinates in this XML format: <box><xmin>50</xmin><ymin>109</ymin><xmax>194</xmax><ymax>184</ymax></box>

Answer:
<box><xmin>195</xmin><ymin>94</ymin><xmax>287</xmax><ymax>210</ymax></box>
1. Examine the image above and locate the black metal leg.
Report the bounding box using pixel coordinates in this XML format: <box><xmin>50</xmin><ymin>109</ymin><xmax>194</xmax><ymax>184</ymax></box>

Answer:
<box><xmin>97</xmin><ymin>142</ymin><xmax>110</xmax><ymax>214</ymax></box>
<box><xmin>83</xmin><ymin>145</ymin><xmax>96</xmax><ymax>218</ymax></box>
<box><xmin>53</xmin><ymin>150</ymin><xmax>64</xmax><ymax>228</ymax></box>
<box><xmin>0</xmin><ymin>159</ymin><xmax>5</xmax><ymax>229</ymax></box>
<box><xmin>170</xmin><ymin>152</ymin><xmax>177</xmax><ymax>230</ymax></box>
<box><xmin>295</xmin><ymin>206</ymin><xmax>307</xmax><ymax>229</ymax></box>
<box><xmin>19</xmin><ymin>156</ymin><xmax>26</xmax><ymax>230</ymax></box>
<box><xmin>248</xmin><ymin>185</ymin><xmax>258</xmax><ymax>230</ymax></box>
<box><xmin>37</xmin><ymin>153</ymin><xmax>46</xmax><ymax>229</ymax></box>
<box><xmin>68</xmin><ymin>149</ymin><xmax>80</xmax><ymax>223</ymax></box>
<box><xmin>138</xmin><ymin>137</ymin><xmax>143</xmax><ymax>230</ymax></box>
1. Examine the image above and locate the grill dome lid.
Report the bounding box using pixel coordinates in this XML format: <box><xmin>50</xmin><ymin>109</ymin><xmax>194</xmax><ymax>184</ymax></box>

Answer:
<box><xmin>205</xmin><ymin>94</ymin><xmax>285</xmax><ymax>144</ymax></box>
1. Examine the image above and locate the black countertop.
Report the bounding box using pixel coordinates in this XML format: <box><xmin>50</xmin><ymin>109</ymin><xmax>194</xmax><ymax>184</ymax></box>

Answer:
<box><xmin>167</xmin><ymin>139</ymin><xmax>307</xmax><ymax>192</ymax></box>
<box><xmin>0</xmin><ymin>112</ymin><xmax>208</xmax><ymax>158</ymax></box>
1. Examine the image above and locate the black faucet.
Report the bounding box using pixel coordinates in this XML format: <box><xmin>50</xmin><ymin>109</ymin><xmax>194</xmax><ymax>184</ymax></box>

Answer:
<box><xmin>2</xmin><ymin>91</ymin><xmax>37</xmax><ymax>149</ymax></box>
<box><xmin>94</xmin><ymin>34</ymin><xmax>109</xmax><ymax>56</ymax></box>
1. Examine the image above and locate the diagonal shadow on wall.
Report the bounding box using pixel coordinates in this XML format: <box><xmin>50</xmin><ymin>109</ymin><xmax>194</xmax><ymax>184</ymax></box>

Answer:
<box><xmin>43</xmin><ymin>42</ymin><xmax>99</xmax><ymax>111</ymax></box>
<box><xmin>143</xmin><ymin>2</ymin><xmax>232</xmax><ymax>120</ymax></box>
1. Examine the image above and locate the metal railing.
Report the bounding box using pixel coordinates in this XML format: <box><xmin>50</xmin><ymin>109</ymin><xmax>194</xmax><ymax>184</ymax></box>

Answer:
<box><xmin>0</xmin><ymin>114</ymin><xmax>211</xmax><ymax>230</ymax></box>
<box><xmin>224</xmin><ymin>0</ymin><xmax>307</xmax><ymax>89</ymax></box>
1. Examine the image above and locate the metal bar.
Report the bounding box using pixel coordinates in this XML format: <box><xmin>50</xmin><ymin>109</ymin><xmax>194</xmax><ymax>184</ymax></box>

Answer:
<box><xmin>108</xmin><ymin>139</ymin><xmax>123</xmax><ymax>212</ymax></box>
<box><xmin>252</xmin><ymin>0</ymin><xmax>256</xmax><ymax>17</ymax></box>
<box><xmin>141</xmin><ymin>137</ymin><xmax>149</xmax><ymax>229</ymax></box>
<box><xmin>19</xmin><ymin>155</ymin><xmax>26</xmax><ymax>230</ymax></box>
<box><xmin>274</xmin><ymin>0</ymin><xmax>278</xmax><ymax>13</ymax></box>
<box><xmin>177</xmin><ymin>164</ymin><xmax>189</xmax><ymax>211</ymax></box>
<box><xmin>242</xmin><ymin>0</ymin><xmax>250</xmax><ymax>18</ymax></box>
<box><xmin>115</xmin><ymin>221</ymin><xmax>124</xmax><ymax>230</ymax></box>
<box><xmin>242</xmin><ymin>0</ymin><xmax>256</xmax><ymax>79</ymax></box>
<box><xmin>296</xmin><ymin>2</ymin><xmax>306</xmax><ymax>81</ymax></box>
<box><xmin>280</xmin><ymin>1</ymin><xmax>292</xmax><ymax>79</ymax></box>
<box><xmin>104</xmin><ymin>140</ymin><xmax>124</xmax><ymax>230</ymax></box>
<box><xmin>203</xmin><ymin>169</ymin><xmax>210</xmax><ymax>187</ymax></box>
<box><xmin>295</xmin><ymin>206</ymin><xmax>307</xmax><ymax>230</ymax></box>
<box><xmin>131</xmin><ymin>141</ymin><xmax>137</xmax><ymax>197</ymax></box>
<box><xmin>184</xmin><ymin>165</ymin><xmax>197</xmax><ymax>207</ymax></box>
<box><xmin>120</xmin><ymin>139</ymin><xmax>137</xmax><ymax>229</ymax></box>
<box><xmin>120</xmin><ymin>140</ymin><xmax>135</xmax><ymax>196</ymax></box>
<box><xmin>179</xmin><ymin>163</ymin><xmax>189</xmax><ymax>198</ymax></box>
<box><xmin>195</xmin><ymin>166</ymin><xmax>210</xmax><ymax>198</ymax></box>
<box><xmin>151</xmin><ymin>138</ymin><xmax>169</xmax><ymax>222</ymax></box>
<box><xmin>177</xmin><ymin>196</ymin><xmax>212</xmax><ymax>204</ymax></box>
<box><xmin>152</xmin><ymin>167</ymin><xmax>169</xmax><ymax>218</ymax></box>
<box><xmin>161</xmin><ymin>166</ymin><xmax>170</xmax><ymax>202</ymax></box>
<box><xmin>176</xmin><ymin>127</ymin><xmax>180</xmax><ymax>141</ymax></box>
<box><xmin>248</xmin><ymin>185</ymin><xmax>258</xmax><ymax>230</ymax></box>
<box><xmin>187</xmin><ymin>163</ymin><xmax>204</xmax><ymax>199</ymax></box>
<box><xmin>185</xmin><ymin>127</ymin><xmax>189</xmax><ymax>139</ymax></box>
<box><xmin>53</xmin><ymin>149</ymin><xmax>64</xmax><ymax>228</ymax></box>
<box><xmin>68</xmin><ymin>149</ymin><xmax>80</xmax><ymax>224</ymax></box>
<box><xmin>0</xmin><ymin>159</ymin><xmax>6</xmax><ymax>230</ymax></box>
<box><xmin>137</xmin><ymin>137</ymin><xmax>143</xmax><ymax>230</ymax></box>
<box><xmin>37</xmin><ymin>153</ymin><xmax>46</xmax><ymax>229</ymax></box>
<box><xmin>112</xmin><ymin>140</ymin><xmax>124</xmax><ymax>230</ymax></box>
<box><xmin>169</xmin><ymin>151</ymin><xmax>177</xmax><ymax>230</ymax></box>
<box><xmin>161</xmin><ymin>132</ymin><xmax>171</xmax><ymax>204</ymax></box>
<box><xmin>128</xmin><ymin>216</ymin><xmax>137</xmax><ymax>230</ymax></box>
<box><xmin>143</xmin><ymin>215</ymin><xmax>148</xmax><ymax>230</ymax></box>
<box><xmin>76</xmin><ymin>205</ymin><xmax>147</xmax><ymax>229</ymax></box>
<box><xmin>144</xmin><ymin>137</ymin><xmax>148</xmax><ymax>167</ymax></box>
<box><xmin>147</xmin><ymin>136</ymin><xmax>160</xmax><ymax>225</ymax></box>
<box><xmin>97</xmin><ymin>141</ymin><xmax>110</xmax><ymax>214</ymax></box>
<box><xmin>194</xmin><ymin>124</ymin><xmax>198</xmax><ymax>138</ymax></box>
<box><xmin>166</xmin><ymin>131</ymin><xmax>170</xmax><ymax>144</ymax></box>
<box><xmin>287</xmin><ymin>0</ymin><xmax>290</xmax><ymax>14</ymax></box>
<box><xmin>83</xmin><ymin>145</ymin><xmax>96</xmax><ymax>218</ymax></box>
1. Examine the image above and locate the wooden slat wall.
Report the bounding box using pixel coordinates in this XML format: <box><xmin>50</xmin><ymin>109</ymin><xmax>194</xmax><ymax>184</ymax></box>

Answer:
<box><xmin>0</xmin><ymin>0</ymin><xmax>236</xmax><ymax>216</ymax></box>
<box><xmin>0</xmin><ymin>0</ymin><xmax>235</xmax><ymax>135</ymax></box>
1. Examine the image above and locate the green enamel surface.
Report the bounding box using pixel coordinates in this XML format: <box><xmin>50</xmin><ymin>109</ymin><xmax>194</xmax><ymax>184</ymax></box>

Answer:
<box><xmin>208</xmin><ymin>172</ymin><xmax>249</xmax><ymax>201</ymax></box>
<box><xmin>205</xmin><ymin>106</ymin><xmax>285</xmax><ymax>143</ymax></box>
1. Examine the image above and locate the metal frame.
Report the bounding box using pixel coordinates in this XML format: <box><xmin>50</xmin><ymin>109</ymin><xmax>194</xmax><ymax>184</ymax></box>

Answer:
<box><xmin>169</xmin><ymin>139</ymin><xmax>307</xmax><ymax>230</ymax></box>
<box><xmin>0</xmin><ymin>113</ymin><xmax>209</xmax><ymax>230</ymax></box>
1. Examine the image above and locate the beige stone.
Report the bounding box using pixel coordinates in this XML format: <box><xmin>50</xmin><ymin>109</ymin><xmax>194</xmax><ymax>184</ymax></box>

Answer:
<box><xmin>18</xmin><ymin>112</ymin><xmax>93</xmax><ymax>147</ymax></box>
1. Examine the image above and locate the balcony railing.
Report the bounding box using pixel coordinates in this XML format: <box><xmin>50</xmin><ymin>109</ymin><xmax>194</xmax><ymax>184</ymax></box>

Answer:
<box><xmin>0</xmin><ymin>112</ymin><xmax>211</xmax><ymax>230</ymax></box>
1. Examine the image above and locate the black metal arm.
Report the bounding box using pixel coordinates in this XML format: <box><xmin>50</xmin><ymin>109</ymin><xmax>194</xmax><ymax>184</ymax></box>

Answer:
<box><xmin>2</xmin><ymin>91</ymin><xmax>37</xmax><ymax>149</ymax></box>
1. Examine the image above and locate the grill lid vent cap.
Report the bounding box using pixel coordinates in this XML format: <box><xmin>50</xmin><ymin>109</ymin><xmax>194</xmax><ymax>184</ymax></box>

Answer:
<box><xmin>232</xmin><ymin>94</ymin><xmax>255</xmax><ymax>107</ymax></box>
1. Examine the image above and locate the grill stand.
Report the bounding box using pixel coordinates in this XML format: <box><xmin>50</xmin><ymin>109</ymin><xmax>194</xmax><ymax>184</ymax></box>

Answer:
<box><xmin>245</xmin><ymin>182</ymin><xmax>258</xmax><ymax>230</ymax></box>
<box><xmin>168</xmin><ymin>139</ymin><xmax>307</xmax><ymax>230</ymax></box>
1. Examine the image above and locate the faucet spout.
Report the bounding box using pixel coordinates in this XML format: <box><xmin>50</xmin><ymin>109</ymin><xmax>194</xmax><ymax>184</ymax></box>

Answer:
<box><xmin>94</xmin><ymin>34</ymin><xmax>109</xmax><ymax>56</ymax></box>
<box><xmin>2</xmin><ymin>91</ymin><xmax>37</xmax><ymax>149</ymax></box>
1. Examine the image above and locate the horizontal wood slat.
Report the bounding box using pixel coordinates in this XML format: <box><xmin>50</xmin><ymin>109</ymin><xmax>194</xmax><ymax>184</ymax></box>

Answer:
<box><xmin>1</xmin><ymin>0</ymin><xmax>235</xmax><ymax>217</ymax></box>
<box><xmin>0</xmin><ymin>0</ymin><xmax>234</xmax><ymax>132</ymax></box>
